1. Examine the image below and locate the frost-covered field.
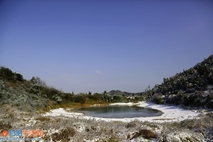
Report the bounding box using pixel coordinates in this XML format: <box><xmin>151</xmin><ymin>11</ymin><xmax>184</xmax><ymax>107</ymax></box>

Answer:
<box><xmin>38</xmin><ymin>102</ymin><xmax>212</xmax><ymax>141</ymax></box>
<box><xmin>1</xmin><ymin>102</ymin><xmax>212</xmax><ymax>142</ymax></box>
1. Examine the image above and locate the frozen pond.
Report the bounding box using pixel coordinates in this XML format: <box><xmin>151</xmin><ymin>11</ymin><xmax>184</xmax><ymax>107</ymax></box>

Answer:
<box><xmin>74</xmin><ymin>105</ymin><xmax>163</xmax><ymax>118</ymax></box>
<box><xmin>43</xmin><ymin>102</ymin><xmax>200</xmax><ymax>122</ymax></box>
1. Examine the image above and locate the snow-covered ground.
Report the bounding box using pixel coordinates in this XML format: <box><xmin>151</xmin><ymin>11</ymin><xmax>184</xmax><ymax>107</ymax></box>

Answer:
<box><xmin>43</xmin><ymin>102</ymin><xmax>200</xmax><ymax>123</ymax></box>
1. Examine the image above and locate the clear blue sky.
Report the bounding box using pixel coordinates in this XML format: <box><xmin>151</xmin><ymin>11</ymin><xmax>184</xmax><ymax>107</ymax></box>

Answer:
<box><xmin>0</xmin><ymin>0</ymin><xmax>213</xmax><ymax>94</ymax></box>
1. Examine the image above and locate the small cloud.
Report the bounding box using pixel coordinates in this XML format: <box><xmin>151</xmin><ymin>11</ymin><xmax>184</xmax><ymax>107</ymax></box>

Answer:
<box><xmin>95</xmin><ymin>70</ymin><xmax>105</xmax><ymax>75</ymax></box>
<box><xmin>128</xmin><ymin>74</ymin><xmax>137</xmax><ymax>77</ymax></box>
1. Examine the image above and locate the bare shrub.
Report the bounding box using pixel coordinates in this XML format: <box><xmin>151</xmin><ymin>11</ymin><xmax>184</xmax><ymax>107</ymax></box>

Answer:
<box><xmin>107</xmin><ymin>134</ymin><xmax>120</xmax><ymax>142</ymax></box>
<box><xmin>35</xmin><ymin>117</ymin><xmax>50</xmax><ymax>122</ymax></box>
<box><xmin>0</xmin><ymin>121</ymin><xmax>12</xmax><ymax>129</ymax></box>
<box><xmin>51</xmin><ymin>127</ymin><xmax>76</xmax><ymax>141</ymax></box>
<box><xmin>130</xmin><ymin>129</ymin><xmax>157</xmax><ymax>140</ymax></box>
<box><xmin>125</xmin><ymin>121</ymin><xmax>136</xmax><ymax>128</ymax></box>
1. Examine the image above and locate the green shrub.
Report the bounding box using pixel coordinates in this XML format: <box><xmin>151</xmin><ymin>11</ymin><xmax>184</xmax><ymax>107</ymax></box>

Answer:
<box><xmin>74</xmin><ymin>95</ymin><xmax>86</xmax><ymax>104</ymax></box>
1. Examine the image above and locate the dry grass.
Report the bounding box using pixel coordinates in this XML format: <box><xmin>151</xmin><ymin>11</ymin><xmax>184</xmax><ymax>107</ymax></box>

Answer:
<box><xmin>107</xmin><ymin>134</ymin><xmax>120</xmax><ymax>142</ymax></box>
<box><xmin>41</xmin><ymin>102</ymin><xmax>109</xmax><ymax>113</ymax></box>
<box><xmin>0</xmin><ymin>121</ymin><xmax>12</xmax><ymax>129</ymax></box>
<box><xmin>125</xmin><ymin>121</ymin><xmax>137</xmax><ymax>128</ymax></box>
<box><xmin>35</xmin><ymin>116</ymin><xmax>50</xmax><ymax>122</ymax></box>
<box><xmin>130</xmin><ymin>129</ymin><xmax>157</xmax><ymax>140</ymax></box>
<box><xmin>51</xmin><ymin>127</ymin><xmax>76</xmax><ymax>141</ymax></box>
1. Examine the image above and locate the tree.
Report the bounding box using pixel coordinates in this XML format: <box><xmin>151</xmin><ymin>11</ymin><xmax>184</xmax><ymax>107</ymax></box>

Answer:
<box><xmin>15</xmin><ymin>73</ymin><xmax>23</xmax><ymax>81</ymax></box>
<box><xmin>113</xmin><ymin>95</ymin><xmax>122</xmax><ymax>102</ymax></box>
<box><xmin>30</xmin><ymin>76</ymin><xmax>46</xmax><ymax>87</ymax></box>
<box><xmin>93</xmin><ymin>93</ymin><xmax>102</xmax><ymax>101</ymax></box>
<box><xmin>88</xmin><ymin>91</ymin><xmax>92</xmax><ymax>95</ymax></box>
<box><xmin>0</xmin><ymin>66</ymin><xmax>14</xmax><ymax>81</ymax></box>
<box><xmin>30</xmin><ymin>77</ymin><xmax>37</xmax><ymax>84</ymax></box>
<box><xmin>103</xmin><ymin>90</ymin><xmax>107</xmax><ymax>95</ymax></box>
<box><xmin>52</xmin><ymin>94</ymin><xmax>62</xmax><ymax>103</ymax></box>
<box><xmin>74</xmin><ymin>95</ymin><xmax>86</xmax><ymax>104</ymax></box>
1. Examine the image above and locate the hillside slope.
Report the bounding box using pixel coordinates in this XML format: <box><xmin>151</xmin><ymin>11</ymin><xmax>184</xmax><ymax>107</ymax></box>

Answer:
<box><xmin>148</xmin><ymin>54</ymin><xmax>213</xmax><ymax>109</ymax></box>
<box><xmin>0</xmin><ymin>67</ymin><xmax>141</xmax><ymax>112</ymax></box>
<box><xmin>0</xmin><ymin>68</ymin><xmax>58</xmax><ymax>111</ymax></box>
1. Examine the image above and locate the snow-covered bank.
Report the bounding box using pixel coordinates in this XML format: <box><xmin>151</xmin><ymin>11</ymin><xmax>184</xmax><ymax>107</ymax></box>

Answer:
<box><xmin>43</xmin><ymin>102</ymin><xmax>200</xmax><ymax>123</ymax></box>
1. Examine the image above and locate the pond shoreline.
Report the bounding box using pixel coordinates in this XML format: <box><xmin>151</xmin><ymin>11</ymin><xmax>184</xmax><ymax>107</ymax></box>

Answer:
<box><xmin>43</xmin><ymin>101</ymin><xmax>201</xmax><ymax>123</ymax></box>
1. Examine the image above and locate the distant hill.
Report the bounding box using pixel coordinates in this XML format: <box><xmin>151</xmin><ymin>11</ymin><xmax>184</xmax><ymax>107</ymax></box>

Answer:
<box><xmin>148</xmin><ymin>54</ymin><xmax>213</xmax><ymax>109</ymax></box>
<box><xmin>107</xmin><ymin>90</ymin><xmax>143</xmax><ymax>97</ymax></box>
<box><xmin>108</xmin><ymin>90</ymin><xmax>131</xmax><ymax>96</ymax></box>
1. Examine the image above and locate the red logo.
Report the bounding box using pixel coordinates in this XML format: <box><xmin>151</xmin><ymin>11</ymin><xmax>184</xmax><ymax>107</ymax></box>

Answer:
<box><xmin>1</xmin><ymin>130</ymin><xmax>8</xmax><ymax>137</ymax></box>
